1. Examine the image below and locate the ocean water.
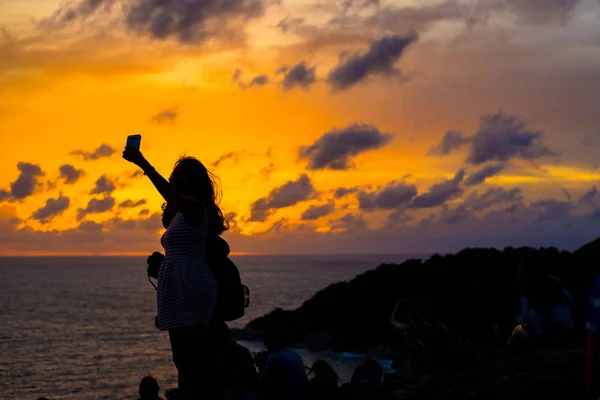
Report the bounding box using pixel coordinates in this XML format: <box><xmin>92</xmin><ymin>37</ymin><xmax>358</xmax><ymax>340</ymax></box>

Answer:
<box><xmin>0</xmin><ymin>254</ymin><xmax>420</xmax><ymax>400</ymax></box>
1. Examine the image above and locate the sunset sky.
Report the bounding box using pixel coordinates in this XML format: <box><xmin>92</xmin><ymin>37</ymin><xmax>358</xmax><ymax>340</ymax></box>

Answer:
<box><xmin>1</xmin><ymin>0</ymin><xmax>600</xmax><ymax>255</ymax></box>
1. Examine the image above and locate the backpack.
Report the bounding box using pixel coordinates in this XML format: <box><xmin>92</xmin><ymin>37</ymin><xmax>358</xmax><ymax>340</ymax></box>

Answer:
<box><xmin>209</xmin><ymin>254</ymin><xmax>249</xmax><ymax>322</ymax></box>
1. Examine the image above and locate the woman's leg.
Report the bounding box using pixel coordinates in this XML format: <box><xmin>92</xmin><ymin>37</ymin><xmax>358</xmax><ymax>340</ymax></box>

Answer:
<box><xmin>169</xmin><ymin>326</ymin><xmax>219</xmax><ymax>399</ymax></box>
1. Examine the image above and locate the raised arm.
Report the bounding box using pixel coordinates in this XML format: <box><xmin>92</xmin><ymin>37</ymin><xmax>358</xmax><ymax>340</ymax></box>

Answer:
<box><xmin>122</xmin><ymin>146</ymin><xmax>204</xmax><ymax>224</ymax></box>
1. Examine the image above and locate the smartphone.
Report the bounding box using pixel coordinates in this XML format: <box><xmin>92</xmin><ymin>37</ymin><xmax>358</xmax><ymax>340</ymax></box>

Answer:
<box><xmin>126</xmin><ymin>134</ymin><xmax>142</xmax><ymax>150</ymax></box>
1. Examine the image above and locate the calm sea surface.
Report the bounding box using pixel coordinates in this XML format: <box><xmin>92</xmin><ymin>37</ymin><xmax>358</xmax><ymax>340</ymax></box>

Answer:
<box><xmin>0</xmin><ymin>254</ymin><xmax>422</xmax><ymax>400</ymax></box>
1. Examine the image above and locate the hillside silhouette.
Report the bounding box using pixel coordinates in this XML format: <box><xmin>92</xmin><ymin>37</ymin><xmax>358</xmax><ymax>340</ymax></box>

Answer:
<box><xmin>238</xmin><ymin>242</ymin><xmax>600</xmax><ymax>353</ymax></box>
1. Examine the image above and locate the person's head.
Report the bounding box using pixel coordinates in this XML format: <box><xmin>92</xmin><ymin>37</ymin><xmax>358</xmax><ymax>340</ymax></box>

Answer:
<box><xmin>166</xmin><ymin>156</ymin><xmax>229</xmax><ymax>234</ymax></box>
<box><xmin>311</xmin><ymin>360</ymin><xmax>339</xmax><ymax>387</ymax></box>
<box><xmin>139</xmin><ymin>376</ymin><xmax>160</xmax><ymax>400</ymax></box>
<box><xmin>351</xmin><ymin>359</ymin><xmax>383</xmax><ymax>386</ymax></box>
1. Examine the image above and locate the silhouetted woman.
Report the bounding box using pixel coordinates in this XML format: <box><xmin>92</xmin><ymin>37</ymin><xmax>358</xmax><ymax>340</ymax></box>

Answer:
<box><xmin>123</xmin><ymin>147</ymin><xmax>228</xmax><ymax>399</ymax></box>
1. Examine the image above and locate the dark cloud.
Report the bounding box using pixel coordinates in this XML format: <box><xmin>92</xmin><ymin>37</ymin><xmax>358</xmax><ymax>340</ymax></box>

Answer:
<box><xmin>366</xmin><ymin>1</ymin><xmax>472</xmax><ymax>33</ymax></box>
<box><xmin>70</xmin><ymin>144</ymin><xmax>115</xmax><ymax>161</ymax></box>
<box><xmin>249</xmin><ymin>174</ymin><xmax>315</xmax><ymax>221</ymax></box>
<box><xmin>358</xmin><ymin>181</ymin><xmax>417</xmax><ymax>211</ymax></box>
<box><xmin>464</xmin><ymin>163</ymin><xmax>505</xmax><ymax>186</ymax></box>
<box><xmin>327</xmin><ymin>32</ymin><xmax>418</xmax><ymax>91</ymax></box>
<box><xmin>505</xmin><ymin>0</ymin><xmax>583</xmax><ymax>25</ymax></box>
<box><xmin>0</xmin><ymin>162</ymin><xmax>46</xmax><ymax>202</ymax></box>
<box><xmin>239</xmin><ymin>74</ymin><xmax>270</xmax><ymax>89</ymax></box>
<box><xmin>532</xmin><ymin>199</ymin><xmax>572</xmax><ymax>221</ymax></box>
<box><xmin>301</xmin><ymin>202</ymin><xmax>336</xmax><ymax>220</ymax></box>
<box><xmin>579</xmin><ymin>185</ymin><xmax>598</xmax><ymax>206</ymax></box>
<box><xmin>31</xmin><ymin>195</ymin><xmax>70</xmax><ymax>223</ymax></box>
<box><xmin>299</xmin><ymin>123</ymin><xmax>392</xmax><ymax>170</ymax></box>
<box><xmin>282</xmin><ymin>61</ymin><xmax>317</xmax><ymax>91</ymax></box>
<box><xmin>461</xmin><ymin>187</ymin><xmax>523</xmax><ymax>212</ymax></box>
<box><xmin>139</xmin><ymin>209</ymin><xmax>150</xmax><ymax>216</ymax></box>
<box><xmin>59</xmin><ymin>164</ymin><xmax>85</xmax><ymax>184</ymax></box>
<box><xmin>411</xmin><ymin>169</ymin><xmax>465</xmax><ymax>208</ymax></box>
<box><xmin>427</xmin><ymin>130</ymin><xmax>469</xmax><ymax>156</ymax></box>
<box><xmin>334</xmin><ymin>187</ymin><xmax>360</xmax><ymax>198</ymax></box>
<box><xmin>275</xmin><ymin>17</ymin><xmax>305</xmax><ymax>33</ymax></box>
<box><xmin>0</xmin><ymin>190</ymin><xmax>10</xmax><ymax>202</ymax></box>
<box><xmin>10</xmin><ymin>162</ymin><xmax>46</xmax><ymax>200</ymax></box>
<box><xmin>329</xmin><ymin>213</ymin><xmax>368</xmax><ymax>231</ymax></box>
<box><xmin>430</xmin><ymin>113</ymin><xmax>554</xmax><ymax>165</ymax></box>
<box><xmin>443</xmin><ymin>186</ymin><xmax>522</xmax><ymax>224</ymax></box>
<box><xmin>130</xmin><ymin>170</ymin><xmax>144</xmax><ymax>179</ymax></box>
<box><xmin>211</xmin><ymin>151</ymin><xmax>242</xmax><ymax>168</ymax></box>
<box><xmin>151</xmin><ymin>107</ymin><xmax>177</xmax><ymax>124</ymax></box>
<box><xmin>119</xmin><ymin>199</ymin><xmax>147</xmax><ymax>208</ymax></box>
<box><xmin>468</xmin><ymin>113</ymin><xmax>554</xmax><ymax>164</ymax></box>
<box><xmin>90</xmin><ymin>175</ymin><xmax>117</xmax><ymax>195</ymax></box>
<box><xmin>77</xmin><ymin>196</ymin><xmax>115</xmax><ymax>220</ymax></box>
<box><xmin>125</xmin><ymin>0</ymin><xmax>264</xmax><ymax>43</ymax></box>
<box><xmin>42</xmin><ymin>0</ymin><xmax>113</xmax><ymax>28</ymax></box>
<box><xmin>232</xmin><ymin>68</ymin><xmax>243</xmax><ymax>82</ymax></box>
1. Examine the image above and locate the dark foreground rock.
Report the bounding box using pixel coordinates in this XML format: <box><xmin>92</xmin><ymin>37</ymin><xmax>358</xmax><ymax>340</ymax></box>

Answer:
<box><xmin>239</xmin><ymin>244</ymin><xmax>600</xmax><ymax>353</ymax></box>
<box><xmin>378</xmin><ymin>342</ymin><xmax>585</xmax><ymax>400</ymax></box>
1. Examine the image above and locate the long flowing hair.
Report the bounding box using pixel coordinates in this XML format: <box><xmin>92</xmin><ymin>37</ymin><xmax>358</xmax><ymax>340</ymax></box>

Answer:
<box><xmin>162</xmin><ymin>156</ymin><xmax>229</xmax><ymax>235</ymax></box>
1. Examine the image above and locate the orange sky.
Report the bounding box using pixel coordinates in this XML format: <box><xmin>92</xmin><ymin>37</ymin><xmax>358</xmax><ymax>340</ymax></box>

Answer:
<box><xmin>2</xmin><ymin>0</ymin><xmax>600</xmax><ymax>255</ymax></box>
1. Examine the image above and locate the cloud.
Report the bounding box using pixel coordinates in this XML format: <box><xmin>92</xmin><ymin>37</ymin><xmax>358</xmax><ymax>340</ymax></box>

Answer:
<box><xmin>468</xmin><ymin>113</ymin><xmax>554</xmax><ymax>164</ymax></box>
<box><xmin>11</xmin><ymin>162</ymin><xmax>46</xmax><ymax>200</ymax></box>
<box><xmin>77</xmin><ymin>196</ymin><xmax>115</xmax><ymax>220</ymax></box>
<box><xmin>125</xmin><ymin>0</ymin><xmax>265</xmax><ymax>44</ymax></box>
<box><xmin>31</xmin><ymin>195</ymin><xmax>70</xmax><ymax>223</ymax></box>
<box><xmin>329</xmin><ymin>213</ymin><xmax>368</xmax><ymax>231</ymax></box>
<box><xmin>428</xmin><ymin>130</ymin><xmax>469</xmax><ymax>156</ymax></box>
<box><xmin>211</xmin><ymin>151</ymin><xmax>242</xmax><ymax>168</ymax></box>
<box><xmin>532</xmin><ymin>199</ymin><xmax>572</xmax><ymax>221</ymax></box>
<box><xmin>59</xmin><ymin>164</ymin><xmax>85</xmax><ymax>184</ymax></box>
<box><xmin>430</xmin><ymin>113</ymin><xmax>554</xmax><ymax>165</ymax></box>
<box><xmin>249</xmin><ymin>174</ymin><xmax>315</xmax><ymax>221</ymax></box>
<box><xmin>260</xmin><ymin>163</ymin><xmax>275</xmax><ymax>180</ymax></box>
<box><xmin>579</xmin><ymin>185</ymin><xmax>598</xmax><ymax>206</ymax></box>
<box><xmin>119</xmin><ymin>199</ymin><xmax>147</xmax><ymax>208</ymax></box>
<box><xmin>42</xmin><ymin>0</ymin><xmax>114</xmax><ymax>28</ymax></box>
<box><xmin>70</xmin><ymin>144</ymin><xmax>115</xmax><ymax>161</ymax></box>
<box><xmin>282</xmin><ymin>61</ymin><xmax>317</xmax><ymax>91</ymax></box>
<box><xmin>334</xmin><ymin>187</ymin><xmax>360</xmax><ymax>199</ymax></box>
<box><xmin>411</xmin><ymin>169</ymin><xmax>465</xmax><ymax>208</ymax></box>
<box><xmin>151</xmin><ymin>107</ymin><xmax>177</xmax><ymax>124</ymax></box>
<box><xmin>464</xmin><ymin>163</ymin><xmax>505</xmax><ymax>186</ymax></box>
<box><xmin>0</xmin><ymin>162</ymin><xmax>46</xmax><ymax>202</ymax></box>
<box><xmin>139</xmin><ymin>209</ymin><xmax>150</xmax><ymax>216</ymax></box>
<box><xmin>358</xmin><ymin>181</ymin><xmax>418</xmax><ymax>211</ymax></box>
<box><xmin>232</xmin><ymin>68</ymin><xmax>243</xmax><ymax>82</ymax></box>
<box><xmin>301</xmin><ymin>202</ymin><xmax>336</xmax><ymax>220</ymax></box>
<box><xmin>299</xmin><ymin>123</ymin><xmax>392</xmax><ymax>170</ymax></box>
<box><xmin>239</xmin><ymin>74</ymin><xmax>270</xmax><ymax>89</ymax></box>
<box><xmin>366</xmin><ymin>1</ymin><xmax>472</xmax><ymax>33</ymax></box>
<box><xmin>461</xmin><ymin>187</ymin><xmax>523</xmax><ymax>212</ymax></box>
<box><xmin>327</xmin><ymin>32</ymin><xmax>418</xmax><ymax>91</ymax></box>
<box><xmin>90</xmin><ymin>175</ymin><xmax>117</xmax><ymax>195</ymax></box>
<box><xmin>275</xmin><ymin>17</ymin><xmax>305</xmax><ymax>33</ymax></box>
<box><xmin>505</xmin><ymin>0</ymin><xmax>583</xmax><ymax>25</ymax></box>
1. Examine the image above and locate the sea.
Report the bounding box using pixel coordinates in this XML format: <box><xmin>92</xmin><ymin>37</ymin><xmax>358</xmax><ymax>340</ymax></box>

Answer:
<box><xmin>0</xmin><ymin>254</ymin><xmax>424</xmax><ymax>400</ymax></box>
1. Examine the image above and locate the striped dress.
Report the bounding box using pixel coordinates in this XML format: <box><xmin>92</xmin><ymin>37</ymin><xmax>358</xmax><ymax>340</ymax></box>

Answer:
<box><xmin>157</xmin><ymin>210</ymin><xmax>218</xmax><ymax>330</ymax></box>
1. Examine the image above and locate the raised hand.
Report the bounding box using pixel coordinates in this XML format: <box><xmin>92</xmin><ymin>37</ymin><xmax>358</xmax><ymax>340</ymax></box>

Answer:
<box><xmin>122</xmin><ymin>146</ymin><xmax>148</xmax><ymax>169</ymax></box>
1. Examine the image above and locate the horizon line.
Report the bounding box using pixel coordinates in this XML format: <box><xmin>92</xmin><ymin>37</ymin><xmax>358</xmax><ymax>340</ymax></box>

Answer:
<box><xmin>0</xmin><ymin>252</ymin><xmax>432</xmax><ymax>257</ymax></box>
